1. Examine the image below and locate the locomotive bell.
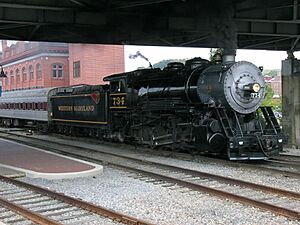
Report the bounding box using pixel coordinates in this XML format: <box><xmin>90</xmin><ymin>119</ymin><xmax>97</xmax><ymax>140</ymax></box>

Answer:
<box><xmin>214</xmin><ymin>53</ymin><xmax>223</xmax><ymax>64</ymax></box>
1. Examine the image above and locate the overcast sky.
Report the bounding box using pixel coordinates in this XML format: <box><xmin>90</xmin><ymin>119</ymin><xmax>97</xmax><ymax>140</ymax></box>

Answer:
<box><xmin>125</xmin><ymin>45</ymin><xmax>300</xmax><ymax>72</ymax></box>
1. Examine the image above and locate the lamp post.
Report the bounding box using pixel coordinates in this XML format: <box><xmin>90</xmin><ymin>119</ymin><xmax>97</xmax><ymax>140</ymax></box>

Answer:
<box><xmin>0</xmin><ymin>64</ymin><xmax>7</xmax><ymax>97</ymax></box>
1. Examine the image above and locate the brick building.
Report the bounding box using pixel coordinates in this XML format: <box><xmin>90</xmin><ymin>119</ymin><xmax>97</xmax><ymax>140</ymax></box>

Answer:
<box><xmin>0</xmin><ymin>41</ymin><xmax>69</xmax><ymax>91</ymax></box>
<box><xmin>270</xmin><ymin>71</ymin><xmax>282</xmax><ymax>96</ymax></box>
<box><xmin>264</xmin><ymin>71</ymin><xmax>282</xmax><ymax>97</ymax></box>
<box><xmin>68</xmin><ymin>43</ymin><xmax>124</xmax><ymax>86</ymax></box>
<box><xmin>0</xmin><ymin>41</ymin><xmax>125</xmax><ymax>91</ymax></box>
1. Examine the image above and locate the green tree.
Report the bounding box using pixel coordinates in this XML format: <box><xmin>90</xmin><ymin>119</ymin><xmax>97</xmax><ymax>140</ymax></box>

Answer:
<box><xmin>261</xmin><ymin>84</ymin><xmax>282</xmax><ymax>112</ymax></box>
<box><xmin>209</xmin><ymin>48</ymin><xmax>223</xmax><ymax>63</ymax></box>
<box><xmin>263</xmin><ymin>69</ymin><xmax>280</xmax><ymax>77</ymax></box>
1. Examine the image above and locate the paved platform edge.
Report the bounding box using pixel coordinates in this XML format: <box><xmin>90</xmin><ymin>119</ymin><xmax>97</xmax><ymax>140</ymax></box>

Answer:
<box><xmin>0</xmin><ymin>162</ymin><xmax>103</xmax><ymax>180</ymax></box>
<box><xmin>0</xmin><ymin>139</ymin><xmax>103</xmax><ymax>179</ymax></box>
<box><xmin>0</xmin><ymin>166</ymin><xmax>25</xmax><ymax>178</ymax></box>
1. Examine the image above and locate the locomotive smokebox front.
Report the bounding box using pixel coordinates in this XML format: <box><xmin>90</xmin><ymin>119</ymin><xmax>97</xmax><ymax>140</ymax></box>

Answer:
<box><xmin>196</xmin><ymin>61</ymin><xmax>265</xmax><ymax>114</ymax></box>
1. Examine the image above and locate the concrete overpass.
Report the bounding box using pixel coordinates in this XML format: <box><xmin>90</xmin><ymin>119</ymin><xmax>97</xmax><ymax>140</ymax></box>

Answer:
<box><xmin>0</xmin><ymin>0</ymin><xmax>299</xmax><ymax>147</ymax></box>
<box><xmin>0</xmin><ymin>0</ymin><xmax>298</xmax><ymax>51</ymax></box>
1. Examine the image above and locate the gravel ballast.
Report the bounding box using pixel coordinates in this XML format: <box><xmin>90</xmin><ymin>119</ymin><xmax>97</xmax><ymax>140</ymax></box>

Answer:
<box><xmin>22</xmin><ymin>168</ymin><xmax>300</xmax><ymax>225</ymax></box>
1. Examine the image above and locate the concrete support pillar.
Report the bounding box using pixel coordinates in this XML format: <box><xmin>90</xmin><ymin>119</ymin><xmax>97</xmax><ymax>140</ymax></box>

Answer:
<box><xmin>282</xmin><ymin>53</ymin><xmax>300</xmax><ymax>148</ymax></box>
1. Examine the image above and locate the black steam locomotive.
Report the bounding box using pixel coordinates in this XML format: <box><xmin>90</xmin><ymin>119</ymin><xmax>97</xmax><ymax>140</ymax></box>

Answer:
<box><xmin>0</xmin><ymin>56</ymin><xmax>284</xmax><ymax>160</ymax></box>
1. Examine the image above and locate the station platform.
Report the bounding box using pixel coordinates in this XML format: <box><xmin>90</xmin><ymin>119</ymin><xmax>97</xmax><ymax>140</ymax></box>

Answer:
<box><xmin>0</xmin><ymin>138</ymin><xmax>103</xmax><ymax>179</ymax></box>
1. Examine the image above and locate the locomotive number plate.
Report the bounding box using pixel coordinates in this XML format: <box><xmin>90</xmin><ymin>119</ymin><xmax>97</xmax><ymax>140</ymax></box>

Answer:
<box><xmin>109</xmin><ymin>93</ymin><xmax>127</xmax><ymax>109</ymax></box>
<box><xmin>251</xmin><ymin>93</ymin><xmax>261</xmax><ymax>98</ymax></box>
<box><xmin>113</xmin><ymin>96</ymin><xmax>125</xmax><ymax>106</ymax></box>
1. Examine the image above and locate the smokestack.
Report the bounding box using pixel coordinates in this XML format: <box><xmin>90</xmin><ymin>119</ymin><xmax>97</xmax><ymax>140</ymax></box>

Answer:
<box><xmin>223</xmin><ymin>48</ymin><xmax>236</xmax><ymax>63</ymax></box>
<box><xmin>208</xmin><ymin>0</ymin><xmax>237</xmax><ymax>63</ymax></box>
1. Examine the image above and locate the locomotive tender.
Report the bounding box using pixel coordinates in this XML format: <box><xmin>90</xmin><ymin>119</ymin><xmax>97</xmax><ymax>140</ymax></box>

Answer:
<box><xmin>0</xmin><ymin>55</ymin><xmax>284</xmax><ymax>160</ymax></box>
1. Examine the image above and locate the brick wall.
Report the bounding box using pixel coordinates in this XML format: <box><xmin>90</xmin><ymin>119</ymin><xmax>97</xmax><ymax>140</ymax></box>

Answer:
<box><xmin>270</xmin><ymin>74</ymin><xmax>282</xmax><ymax>96</ymax></box>
<box><xmin>69</xmin><ymin>44</ymin><xmax>125</xmax><ymax>85</ymax></box>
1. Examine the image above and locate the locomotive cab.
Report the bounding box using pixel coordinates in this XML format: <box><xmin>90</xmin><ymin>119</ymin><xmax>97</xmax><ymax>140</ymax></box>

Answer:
<box><xmin>104</xmin><ymin>72</ymin><xmax>138</xmax><ymax>110</ymax></box>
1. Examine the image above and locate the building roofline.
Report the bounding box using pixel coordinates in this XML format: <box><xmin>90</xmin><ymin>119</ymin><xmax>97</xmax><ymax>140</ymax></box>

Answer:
<box><xmin>1</xmin><ymin>52</ymin><xmax>69</xmax><ymax>68</ymax></box>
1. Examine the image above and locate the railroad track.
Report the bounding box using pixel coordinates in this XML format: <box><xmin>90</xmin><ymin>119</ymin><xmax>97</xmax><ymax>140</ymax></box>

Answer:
<box><xmin>51</xmin><ymin>132</ymin><xmax>300</xmax><ymax>178</ymax></box>
<box><xmin>280</xmin><ymin>153</ymin><xmax>300</xmax><ymax>158</ymax></box>
<box><xmin>262</xmin><ymin>153</ymin><xmax>300</xmax><ymax>171</ymax></box>
<box><xmin>276</xmin><ymin>154</ymin><xmax>300</xmax><ymax>163</ymax></box>
<box><xmin>0</xmin><ymin>131</ymin><xmax>299</xmax><ymax>221</ymax></box>
<box><xmin>265</xmin><ymin>159</ymin><xmax>300</xmax><ymax>169</ymax></box>
<box><xmin>1</xmin><ymin>128</ymin><xmax>299</xmax><ymax>178</ymax></box>
<box><xmin>0</xmin><ymin>175</ymin><xmax>153</xmax><ymax>225</ymax></box>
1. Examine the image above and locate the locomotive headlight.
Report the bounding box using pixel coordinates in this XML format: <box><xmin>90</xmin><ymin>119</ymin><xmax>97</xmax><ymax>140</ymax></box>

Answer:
<box><xmin>242</xmin><ymin>83</ymin><xmax>261</xmax><ymax>93</ymax></box>
<box><xmin>238</xmin><ymin>141</ymin><xmax>244</xmax><ymax>145</ymax></box>
<box><xmin>278</xmin><ymin>139</ymin><xmax>283</xmax><ymax>143</ymax></box>
<box><xmin>252</xmin><ymin>83</ymin><xmax>261</xmax><ymax>93</ymax></box>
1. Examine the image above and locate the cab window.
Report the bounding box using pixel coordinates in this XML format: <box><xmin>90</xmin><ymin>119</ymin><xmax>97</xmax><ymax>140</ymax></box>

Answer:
<box><xmin>111</xmin><ymin>80</ymin><xmax>126</xmax><ymax>93</ymax></box>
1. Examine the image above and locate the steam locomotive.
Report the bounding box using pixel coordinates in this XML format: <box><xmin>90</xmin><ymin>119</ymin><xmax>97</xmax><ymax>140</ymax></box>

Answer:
<box><xmin>0</xmin><ymin>55</ymin><xmax>284</xmax><ymax>160</ymax></box>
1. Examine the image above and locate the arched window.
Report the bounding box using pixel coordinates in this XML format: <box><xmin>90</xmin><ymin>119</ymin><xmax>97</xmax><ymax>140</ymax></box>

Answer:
<box><xmin>16</xmin><ymin>69</ymin><xmax>20</xmax><ymax>83</ymax></box>
<box><xmin>10</xmin><ymin>70</ymin><xmax>14</xmax><ymax>85</ymax></box>
<box><xmin>36</xmin><ymin>63</ymin><xmax>42</xmax><ymax>80</ymax></box>
<box><xmin>22</xmin><ymin>67</ymin><xmax>27</xmax><ymax>81</ymax></box>
<box><xmin>52</xmin><ymin>64</ymin><xmax>63</xmax><ymax>78</ymax></box>
<box><xmin>29</xmin><ymin>65</ymin><xmax>34</xmax><ymax>80</ymax></box>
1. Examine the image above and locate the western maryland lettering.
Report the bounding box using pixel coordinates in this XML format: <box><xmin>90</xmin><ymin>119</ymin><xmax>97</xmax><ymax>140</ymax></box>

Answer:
<box><xmin>74</xmin><ymin>105</ymin><xmax>94</xmax><ymax>112</ymax></box>
<box><xmin>58</xmin><ymin>105</ymin><xmax>73</xmax><ymax>111</ymax></box>
<box><xmin>58</xmin><ymin>105</ymin><xmax>95</xmax><ymax>112</ymax></box>
<box><xmin>52</xmin><ymin>93</ymin><xmax>106</xmax><ymax>123</ymax></box>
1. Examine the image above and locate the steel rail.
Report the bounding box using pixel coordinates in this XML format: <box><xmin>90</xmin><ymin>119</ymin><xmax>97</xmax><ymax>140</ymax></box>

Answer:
<box><xmin>280</xmin><ymin>153</ymin><xmax>300</xmax><ymax>158</ymax></box>
<box><xmin>265</xmin><ymin>159</ymin><xmax>300</xmax><ymax>168</ymax></box>
<box><xmin>0</xmin><ymin>196</ymin><xmax>62</xmax><ymax>225</ymax></box>
<box><xmin>276</xmin><ymin>154</ymin><xmax>300</xmax><ymax>162</ymax></box>
<box><xmin>0</xmin><ymin>175</ymin><xmax>153</xmax><ymax>225</ymax></box>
